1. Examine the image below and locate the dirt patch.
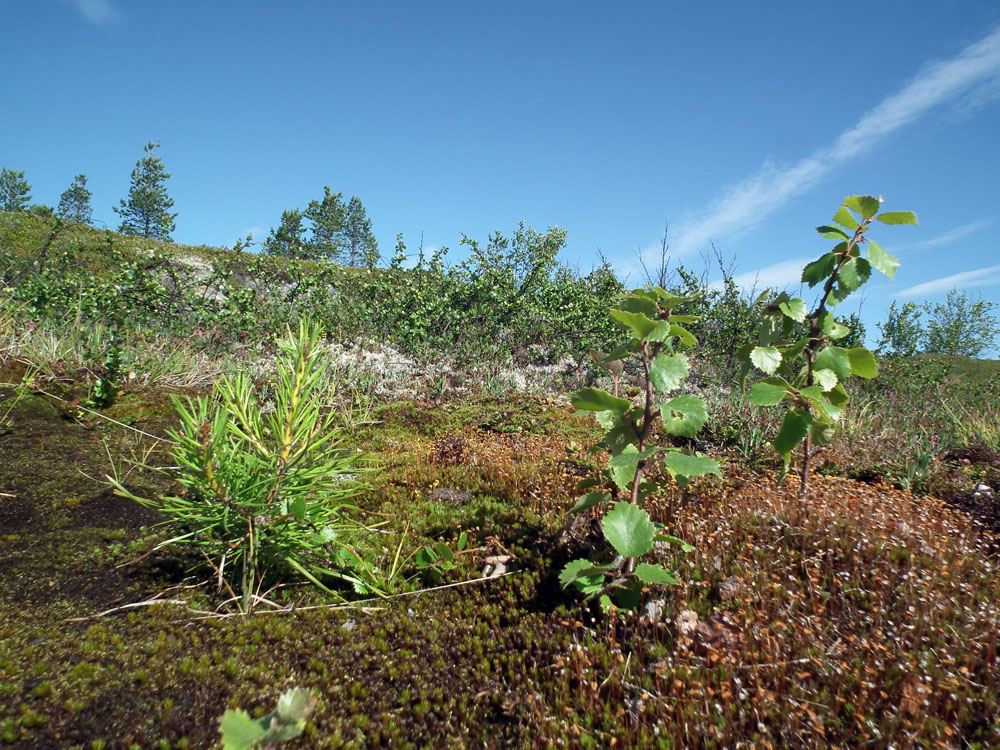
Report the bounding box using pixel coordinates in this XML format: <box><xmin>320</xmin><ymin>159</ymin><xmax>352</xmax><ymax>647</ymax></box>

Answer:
<box><xmin>69</xmin><ymin>489</ymin><xmax>163</xmax><ymax>530</ymax></box>
<box><xmin>943</xmin><ymin>443</ymin><xmax>1000</xmax><ymax>466</ymax></box>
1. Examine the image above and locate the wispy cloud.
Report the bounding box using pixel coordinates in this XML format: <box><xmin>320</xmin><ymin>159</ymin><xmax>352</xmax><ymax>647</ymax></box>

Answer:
<box><xmin>711</xmin><ymin>257</ymin><xmax>812</xmax><ymax>294</ymax></box>
<box><xmin>67</xmin><ymin>0</ymin><xmax>120</xmax><ymax>27</ymax></box>
<box><xmin>897</xmin><ymin>264</ymin><xmax>1000</xmax><ymax>298</ymax></box>
<box><xmin>901</xmin><ymin>217</ymin><xmax>992</xmax><ymax>252</ymax></box>
<box><xmin>665</xmin><ymin>23</ymin><xmax>1000</xmax><ymax>261</ymax></box>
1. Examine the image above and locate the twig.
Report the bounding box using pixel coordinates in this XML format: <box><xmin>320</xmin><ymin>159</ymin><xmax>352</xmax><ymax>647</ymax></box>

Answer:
<box><xmin>36</xmin><ymin>389</ymin><xmax>174</xmax><ymax>443</ymax></box>
<box><xmin>65</xmin><ymin>598</ymin><xmax>210</xmax><ymax>622</ymax></box>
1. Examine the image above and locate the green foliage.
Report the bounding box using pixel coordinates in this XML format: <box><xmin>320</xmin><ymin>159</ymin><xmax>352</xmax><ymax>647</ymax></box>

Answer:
<box><xmin>57</xmin><ymin>174</ymin><xmax>93</xmax><ymax>225</ymax></box>
<box><xmin>219</xmin><ymin>688</ymin><xmax>316</xmax><ymax>750</ymax></box>
<box><xmin>304</xmin><ymin>186</ymin><xmax>345</xmax><ymax>261</ymax></box>
<box><xmin>343</xmin><ymin>195</ymin><xmax>378</xmax><ymax>267</ymax></box>
<box><xmin>0</xmin><ymin>167</ymin><xmax>32</xmax><ymax>212</ymax></box>
<box><xmin>562</xmin><ymin>287</ymin><xmax>719</xmax><ymax>611</ymax></box>
<box><xmin>876</xmin><ymin>300</ymin><xmax>923</xmax><ymax>357</ymax></box>
<box><xmin>109</xmin><ymin>320</ymin><xmax>373</xmax><ymax>612</ymax></box>
<box><xmin>922</xmin><ymin>289</ymin><xmax>998</xmax><ymax>358</ymax></box>
<box><xmin>114</xmin><ymin>142</ymin><xmax>177</xmax><ymax>241</ymax></box>
<box><xmin>263</xmin><ymin>209</ymin><xmax>308</xmax><ymax>259</ymax></box>
<box><xmin>740</xmin><ymin>195</ymin><xmax>917</xmax><ymax>496</ymax></box>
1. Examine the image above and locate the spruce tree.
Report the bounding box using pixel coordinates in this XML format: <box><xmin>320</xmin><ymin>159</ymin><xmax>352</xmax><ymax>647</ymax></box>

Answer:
<box><xmin>114</xmin><ymin>142</ymin><xmax>176</xmax><ymax>240</ymax></box>
<box><xmin>57</xmin><ymin>174</ymin><xmax>93</xmax><ymax>224</ymax></box>
<box><xmin>0</xmin><ymin>168</ymin><xmax>32</xmax><ymax>212</ymax></box>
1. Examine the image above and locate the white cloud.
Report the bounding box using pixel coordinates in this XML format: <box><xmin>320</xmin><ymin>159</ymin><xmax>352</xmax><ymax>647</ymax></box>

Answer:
<box><xmin>901</xmin><ymin>217</ymin><xmax>991</xmax><ymax>252</ymax></box>
<box><xmin>711</xmin><ymin>257</ymin><xmax>812</xmax><ymax>294</ymax></box>
<box><xmin>662</xmin><ymin>23</ymin><xmax>1000</xmax><ymax>261</ymax></box>
<box><xmin>897</xmin><ymin>264</ymin><xmax>1000</xmax><ymax>298</ymax></box>
<box><xmin>67</xmin><ymin>0</ymin><xmax>119</xmax><ymax>26</ymax></box>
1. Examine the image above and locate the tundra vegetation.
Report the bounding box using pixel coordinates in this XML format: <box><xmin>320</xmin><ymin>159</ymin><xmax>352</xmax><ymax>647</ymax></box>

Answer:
<box><xmin>1</xmin><ymin>196</ymin><xmax>999</xmax><ymax>749</ymax></box>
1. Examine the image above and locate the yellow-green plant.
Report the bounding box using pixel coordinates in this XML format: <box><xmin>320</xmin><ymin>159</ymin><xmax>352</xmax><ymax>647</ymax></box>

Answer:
<box><xmin>740</xmin><ymin>195</ymin><xmax>917</xmax><ymax>496</ymax></box>
<box><xmin>561</xmin><ymin>287</ymin><xmax>721</xmax><ymax>611</ymax></box>
<box><xmin>110</xmin><ymin>319</ymin><xmax>372</xmax><ymax>612</ymax></box>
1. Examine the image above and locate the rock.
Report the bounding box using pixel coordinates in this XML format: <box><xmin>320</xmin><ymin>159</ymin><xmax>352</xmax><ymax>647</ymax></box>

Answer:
<box><xmin>673</xmin><ymin>609</ymin><xmax>699</xmax><ymax>637</ymax></box>
<box><xmin>431</xmin><ymin>488</ymin><xmax>474</xmax><ymax>506</ymax></box>
<box><xmin>973</xmin><ymin>484</ymin><xmax>995</xmax><ymax>498</ymax></box>
<box><xmin>643</xmin><ymin>598</ymin><xmax>668</xmax><ymax>624</ymax></box>
<box><xmin>716</xmin><ymin>576</ymin><xmax>743</xmax><ymax>602</ymax></box>
<box><xmin>482</xmin><ymin>555</ymin><xmax>512</xmax><ymax>578</ymax></box>
<box><xmin>693</xmin><ymin>613</ymin><xmax>741</xmax><ymax>653</ymax></box>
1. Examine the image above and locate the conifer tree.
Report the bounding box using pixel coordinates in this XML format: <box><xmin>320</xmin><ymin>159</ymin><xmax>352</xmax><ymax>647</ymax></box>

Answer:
<box><xmin>57</xmin><ymin>174</ymin><xmax>93</xmax><ymax>224</ymax></box>
<box><xmin>263</xmin><ymin>209</ymin><xmax>308</xmax><ymax>258</ymax></box>
<box><xmin>0</xmin><ymin>168</ymin><xmax>32</xmax><ymax>212</ymax></box>
<box><xmin>114</xmin><ymin>142</ymin><xmax>176</xmax><ymax>240</ymax></box>
<box><xmin>343</xmin><ymin>195</ymin><xmax>378</xmax><ymax>267</ymax></box>
<box><xmin>304</xmin><ymin>186</ymin><xmax>346</xmax><ymax>261</ymax></box>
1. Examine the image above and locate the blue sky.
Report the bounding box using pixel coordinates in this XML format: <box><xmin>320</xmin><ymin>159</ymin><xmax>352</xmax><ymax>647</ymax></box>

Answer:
<box><xmin>3</xmin><ymin>1</ymin><xmax>999</xmax><ymax>346</ymax></box>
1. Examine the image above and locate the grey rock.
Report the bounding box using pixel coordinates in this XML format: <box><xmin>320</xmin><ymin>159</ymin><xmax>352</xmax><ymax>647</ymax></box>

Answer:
<box><xmin>717</xmin><ymin>576</ymin><xmax>743</xmax><ymax>602</ymax></box>
<box><xmin>431</xmin><ymin>488</ymin><xmax>474</xmax><ymax>505</ymax></box>
<box><xmin>643</xmin><ymin>598</ymin><xmax>668</xmax><ymax>624</ymax></box>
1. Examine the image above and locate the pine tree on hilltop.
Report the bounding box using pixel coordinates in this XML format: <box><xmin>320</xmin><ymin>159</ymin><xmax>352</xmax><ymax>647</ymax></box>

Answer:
<box><xmin>114</xmin><ymin>142</ymin><xmax>177</xmax><ymax>241</ymax></box>
<box><xmin>57</xmin><ymin>174</ymin><xmax>93</xmax><ymax>224</ymax></box>
<box><xmin>343</xmin><ymin>195</ymin><xmax>378</xmax><ymax>267</ymax></box>
<box><xmin>0</xmin><ymin>168</ymin><xmax>32</xmax><ymax>212</ymax></box>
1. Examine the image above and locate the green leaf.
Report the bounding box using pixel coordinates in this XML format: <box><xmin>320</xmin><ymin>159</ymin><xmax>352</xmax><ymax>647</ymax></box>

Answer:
<box><xmin>827</xmin><ymin>383</ymin><xmax>849</xmax><ymax>410</ymax></box>
<box><xmin>813</xmin><ymin>346</ymin><xmax>852</xmax><ymax>380</ymax></box>
<box><xmin>810</xmin><ymin>422</ymin><xmax>836</xmax><ymax>447</ymax></box>
<box><xmin>843</xmin><ymin>195</ymin><xmax>881</xmax><ymax>220</ymax></box>
<box><xmin>617</xmin><ymin>294</ymin><xmax>659</xmax><ymax>318</ymax></box>
<box><xmin>602</xmin><ymin>502</ymin><xmax>656</xmax><ymax>558</ymax></box>
<box><xmin>816</xmin><ymin>225</ymin><xmax>849</xmax><ymax>240</ymax></box>
<box><xmin>812</xmin><ymin>368</ymin><xmax>838</xmax><ymax>392</ymax></box>
<box><xmin>838</xmin><ymin>257</ymin><xmax>871</xmax><ymax>292</ymax></box>
<box><xmin>832</xmin><ymin>206</ymin><xmax>859</xmax><ymax>231</ymax></box>
<box><xmin>650</xmin><ymin>353</ymin><xmax>689</xmax><ymax>394</ymax></box>
<box><xmin>650</xmin><ymin>289</ymin><xmax>695</xmax><ymax>309</ymax></box>
<box><xmin>778</xmin><ymin>298</ymin><xmax>807</xmax><ymax>323</ymax></box>
<box><xmin>576</xmin><ymin>477</ymin><xmax>602</xmax><ymax>492</ymax></box>
<box><xmin>609</xmin><ymin>443</ymin><xmax>640</xmax><ymax>492</ymax></box>
<box><xmin>559</xmin><ymin>559</ymin><xmax>612</xmax><ymax>593</ymax></box>
<box><xmin>569</xmin><ymin>492</ymin><xmax>609</xmax><ymax>514</ymax></box>
<box><xmin>220</xmin><ymin>709</ymin><xmax>267</xmax><ymax>750</ymax></box>
<box><xmin>669</xmin><ymin>324</ymin><xmax>698</xmax><ymax>349</ymax></box>
<box><xmin>654</xmin><ymin>533</ymin><xmax>695</xmax><ymax>553</ymax></box>
<box><xmin>276</xmin><ymin>688</ymin><xmax>314</xmax><ymax>722</ymax></box>
<box><xmin>847</xmin><ymin>347</ymin><xmax>878</xmax><ymax>379</ymax></box>
<box><xmin>747</xmin><ymin>377</ymin><xmax>790</xmax><ymax>406</ymax></box>
<box><xmin>611</xmin><ymin>582</ymin><xmax>644</xmax><ymax>609</ymax></box>
<box><xmin>801</xmin><ymin>253</ymin><xmax>837</xmax><ymax>287</ymax></box>
<box><xmin>609</xmin><ymin>309</ymin><xmax>660</xmax><ymax>341</ymax></box>
<box><xmin>635</xmin><ymin>563</ymin><xmax>679</xmax><ymax>585</ymax></box>
<box><xmin>876</xmin><ymin>211</ymin><xmax>918</xmax><ymax>226</ymax></box>
<box><xmin>827</xmin><ymin>320</ymin><xmax>850</xmax><ymax>340</ymax></box>
<box><xmin>866</xmin><ymin>239</ymin><xmax>900</xmax><ymax>280</ymax></box>
<box><xmin>750</xmin><ymin>346</ymin><xmax>782</xmax><ymax>374</ymax></box>
<box><xmin>774</xmin><ymin>409</ymin><xmax>811</xmax><ymax>461</ymax></box>
<box><xmin>571</xmin><ymin>388</ymin><xmax>631</xmax><ymax>414</ymax></box>
<box><xmin>662</xmin><ymin>451</ymin><xmax>722</xmax><ymax>480</ymax></box>
<box><xmin>660</xmin><ymin>395</ymin><xmax>708</xmax><ymax>438</ymax></box>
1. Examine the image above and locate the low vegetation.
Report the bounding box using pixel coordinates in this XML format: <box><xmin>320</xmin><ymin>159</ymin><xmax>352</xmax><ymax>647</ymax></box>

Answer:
<box><xmin>1</xmin><ymin>199</ymin><xmax>999</xmax><ymax>748</ymax></box>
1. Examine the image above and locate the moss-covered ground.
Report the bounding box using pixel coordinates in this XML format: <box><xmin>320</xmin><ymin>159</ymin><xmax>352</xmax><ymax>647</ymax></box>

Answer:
<box><xmin>2</xmin><ymin>376</ymin><xmax>999</xmax><ymax>749</ymax></box>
